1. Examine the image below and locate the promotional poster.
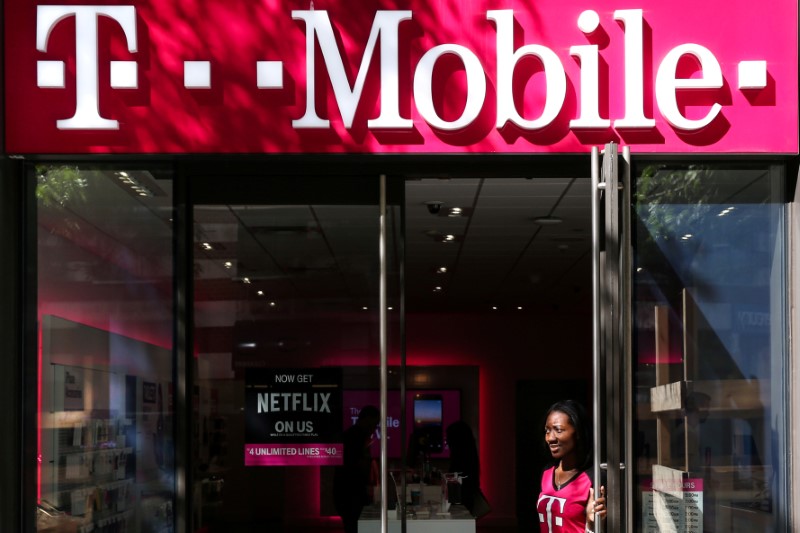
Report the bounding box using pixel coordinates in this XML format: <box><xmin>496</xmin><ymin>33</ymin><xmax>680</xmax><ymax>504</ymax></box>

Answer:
<box><xmin>244</xmin><ymin>368</ymin><xmax>343</xmax><ymax>466</ymax></box>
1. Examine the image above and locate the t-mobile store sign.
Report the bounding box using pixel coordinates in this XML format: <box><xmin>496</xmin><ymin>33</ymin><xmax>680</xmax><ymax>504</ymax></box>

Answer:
<box><xmin>4</xmin><ymin>0</ymin><xmax>797</xmax><ymax>154</ymax></box>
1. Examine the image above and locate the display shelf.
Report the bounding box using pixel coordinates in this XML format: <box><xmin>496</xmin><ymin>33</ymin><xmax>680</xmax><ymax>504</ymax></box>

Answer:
<box><xmin>139</xmin><ymin>489</ymin><xmax>175</xmax><ymax>533</ymax></box>
<box><xmin>44</xmin><ymin>411</ymin><xmax>135</xmax><ymax>533</ymax></box>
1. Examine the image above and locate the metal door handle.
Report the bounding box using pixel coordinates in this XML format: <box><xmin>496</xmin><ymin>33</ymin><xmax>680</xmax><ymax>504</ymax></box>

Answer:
<box><xmin>599</xmin><ymin>463</ymin><xmax>626</xmax><ymax>470</ymax></box>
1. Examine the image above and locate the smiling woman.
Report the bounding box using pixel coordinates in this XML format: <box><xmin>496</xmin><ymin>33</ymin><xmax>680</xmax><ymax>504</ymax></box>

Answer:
<box><xmin>538</xmin><ymin>400</ymin><xmax>605</xmax><ymax>533</ymax></box>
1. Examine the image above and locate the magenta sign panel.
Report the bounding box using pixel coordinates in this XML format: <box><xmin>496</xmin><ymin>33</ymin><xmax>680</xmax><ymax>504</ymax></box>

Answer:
<box><xmin>4</xmin><ymin>0</ymin><xmax>797</xmax><ymax>154</ymax></box>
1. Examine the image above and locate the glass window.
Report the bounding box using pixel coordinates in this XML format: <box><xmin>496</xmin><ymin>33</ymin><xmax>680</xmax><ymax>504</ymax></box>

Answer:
<box><xmin>35</xmin><ymin>166</ymin><xmax>175</xmax><ymax>533</ymax></box>
<box><xmin>191</xmin><ymin>176</ymin><xmax>399</xmax><ymax>532</ymax></box>
<box><xmin>632</xmin><ymin>165</ymin><xmax>787</xmax><ymax>532</ymax></box>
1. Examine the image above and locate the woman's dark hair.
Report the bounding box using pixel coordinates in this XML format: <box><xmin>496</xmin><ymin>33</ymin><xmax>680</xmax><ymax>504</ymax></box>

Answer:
<box><xmin>542</xmin><ymin>399</ymin><xmax>592</xmax><ymax>471</ymax></box>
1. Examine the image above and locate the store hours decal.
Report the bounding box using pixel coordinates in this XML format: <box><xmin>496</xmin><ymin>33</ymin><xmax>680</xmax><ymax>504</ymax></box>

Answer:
<box><xmin>244</xmin><ymin>368</ymin><xmax>343</xmax><ymax>466</ymax></box>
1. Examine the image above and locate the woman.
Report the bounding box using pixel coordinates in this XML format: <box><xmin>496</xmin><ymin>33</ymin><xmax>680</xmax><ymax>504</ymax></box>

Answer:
<box><xmin>537</xmin><ymin>400</ymin><xmax>606</xmax><ymax>533</ymax></box>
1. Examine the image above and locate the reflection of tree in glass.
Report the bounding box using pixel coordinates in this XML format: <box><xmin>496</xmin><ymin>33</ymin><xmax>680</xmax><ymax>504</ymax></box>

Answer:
<box><xmin>634</xmin><ymin>165</ymin><xmax>768</xmax><ymax>291</ymax></box>
<box><xmin>35</xmin><ymin>165</ymin><xmax>87</xmax><ymax>208</ymax></box>
<box><xmin>635</xmin><ymin>164</ymin><xmax>718</xmax><ymax>242</ymax></box>
<box><xmin>36</xmin><ymin>165</ymin><xmax>90</xmax><ymax>240</ymax></box>
<box><xmin>635</xmin><ymin>165</ymin><xmax>777</xmax><ymax>384</ymax></box>
<box><xmin>36</xmin><ymin>166</ymin><xmax>172</xmax><ymax>284</ymax></box>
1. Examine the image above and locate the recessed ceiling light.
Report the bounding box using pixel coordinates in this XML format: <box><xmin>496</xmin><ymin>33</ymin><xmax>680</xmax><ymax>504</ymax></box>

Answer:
<box><xmin>437</xmin><ymin>267</ymin><xmax>448</xmax><ymax>274</ymax></box>
<box><xmin>492</xmin><ymin>306</ymin><xmax>498</xmax><ymax>310</ymax></box>
<box><xmin>243</xmin><ymin>277</ymin><xmax>251</xmax><ymax>284</ymax></box>
<box><xmin>257</xmin><ymin>290</ymin><xmax>264</xmax><ymax>296</ymax></box>
<box><xmin>517</xmin><ymin>306</ymin><xmax>523</xmax><ymax>310</ymax></box>
<box><xmin>448</xmin><ymin>207</ymin><xmax>463</xmax><ymax>217</ymax></box>
<box><xmin>433</xmin><ymin>286</ymin><xmax>443</xmax><ymax>292</ymax></box>
<box><xmin>224</xmin><ymin>261</ymin><xmax>233</xmax><ymax>269</ymax></box>
<box><xmin>202</xmin><ymin>242</ymin><xmax>213</xmax><ymax>250</ymax></box>
<box><xmin>443</xmin><ymin>234</ymin><xmax>456</xmax><ymax>242</ymax></box>
<box><xmin>269</xmin><ymin>301</ymin><xmax>276</xmax><ymax>307</ymax></box>
<box><xmin>533</xmin><ymin>216</ymin><xmax>563</xmax><ymax>225</ymax></box>
<box><xmin>362</xmin><ymin>306</ymin><xmax>368</xmax><ymax>310</ymax></box>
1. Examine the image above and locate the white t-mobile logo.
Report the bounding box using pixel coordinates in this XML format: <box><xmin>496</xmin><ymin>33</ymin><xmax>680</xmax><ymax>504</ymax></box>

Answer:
<box><xmin>36</xmin><ymin>5</ymin><xmax>137</xmax><ymax>129</ymax></box>
<box><xmin>538</xmin><ymin>494</ymin><xmax>567</xmax><ymax>532</ymax></box>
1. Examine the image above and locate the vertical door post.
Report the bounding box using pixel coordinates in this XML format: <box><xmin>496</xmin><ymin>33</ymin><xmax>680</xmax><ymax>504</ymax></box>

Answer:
<box><xmin>379</xmin><ymin>174</ymin><xmax>389</xmax><ymax>533</ymax></box>
<box><xmin>591</xmin><ymin>147</ymin><xmax>604</xmax><ymax>533</ymax></box>
<box><xmin>592</xmin><ymin>143</ymin><xmax>630</xmax><ymax>532</ymax></box>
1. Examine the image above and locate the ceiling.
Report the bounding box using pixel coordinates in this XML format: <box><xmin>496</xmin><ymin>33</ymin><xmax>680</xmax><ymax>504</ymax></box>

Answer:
<box><xmin>191</xmin><ymin>176</ymin><xmax>593</xmax><ymax>326</ymax></box>
<box><xmin>403</xmin><ymin>177</ymin><xmax>592</xmax><ymax>313</ymax></box>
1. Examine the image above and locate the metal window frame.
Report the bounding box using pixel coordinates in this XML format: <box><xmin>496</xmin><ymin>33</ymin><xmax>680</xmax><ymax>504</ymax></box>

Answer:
<box><xmin>0</xmin><ymin>157</ymin><xmax>25</xmax><ymax>533</ymax></box>
<box><xmin>788</xmin><ymin>165</ymin><xmax>799</xmax><ymax>533</ymax></box>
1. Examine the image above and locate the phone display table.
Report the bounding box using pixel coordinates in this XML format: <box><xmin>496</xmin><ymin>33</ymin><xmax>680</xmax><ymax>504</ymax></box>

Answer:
<box><xmin>358</xmin><ymin>505</ymin><xmax>475</xmax><ymax>533</ymax></box>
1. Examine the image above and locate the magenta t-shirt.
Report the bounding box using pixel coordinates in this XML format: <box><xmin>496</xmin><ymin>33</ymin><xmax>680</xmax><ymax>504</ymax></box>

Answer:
<box><xmin>537</xmin><ymin>466</ymin><xmax>593</xmax><ymax>533</ymax></box>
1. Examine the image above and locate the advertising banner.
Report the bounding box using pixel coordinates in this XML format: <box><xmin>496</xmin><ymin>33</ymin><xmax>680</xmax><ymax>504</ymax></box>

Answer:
<box><xmin>244</xmin><ymin>367</ymin><xmax>343</xmax><ymax>466</ymax></box>
<box><xmin>4</xmin><ymin>0</ymin><xmax>797</xmax><ymax>154</ymax></box>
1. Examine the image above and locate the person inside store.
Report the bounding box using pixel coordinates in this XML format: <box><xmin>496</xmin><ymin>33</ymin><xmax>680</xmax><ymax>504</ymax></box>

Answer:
<box><xmin>538</xmin><ymin>399</ymin><xmax>606</xmax><ymax>533</ymax></box>
<box><xmin>445</xmin><ymin>420</ymin><xmax>481</xmax><ymax>514</ymax></box>
<box><xmin>333</xmin><ymin>405</ymin><xmax>381</xmax><ymax>533</ymax></box>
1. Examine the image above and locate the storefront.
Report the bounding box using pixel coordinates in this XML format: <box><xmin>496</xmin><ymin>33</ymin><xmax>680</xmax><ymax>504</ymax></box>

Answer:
<box><xmin>2</xmin><ymin>0</ymin><xmax>799</xmax><ymax>531</ymax></box>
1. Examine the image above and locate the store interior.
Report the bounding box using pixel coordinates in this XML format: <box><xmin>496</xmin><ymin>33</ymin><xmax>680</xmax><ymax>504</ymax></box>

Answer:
<box><xmin>33</xmin><ymin>158</ymin><xmax>792</xmax><ymax>533</ymax></box>
<box><xmin>189</xmin><ymin>174</ymin><xmax>595</xmax><ymax>531</ymax></box>
<box><xmin>36</xmin><ymin>165</ymin><xmax>595</xmax><ymax>532</ymax></box>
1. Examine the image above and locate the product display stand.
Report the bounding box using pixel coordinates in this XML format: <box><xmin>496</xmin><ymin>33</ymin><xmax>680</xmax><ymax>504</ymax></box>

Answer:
<box><xmin>47</xmin><ymin>408</ymin><xmax>135</xmax><ymax>533</ymax></box>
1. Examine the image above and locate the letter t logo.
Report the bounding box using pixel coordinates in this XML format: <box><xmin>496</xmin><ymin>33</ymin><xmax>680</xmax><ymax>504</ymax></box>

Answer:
<box><xmin>37</xmin><ymin>6</ymin><xmax>137</xmax><ymax>129</ymax></box>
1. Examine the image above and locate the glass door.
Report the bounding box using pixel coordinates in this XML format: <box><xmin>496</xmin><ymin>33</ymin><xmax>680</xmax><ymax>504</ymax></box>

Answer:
<box><xmin>594</xmin><ymin>146</ymin><xmax>791</xmax><ymax>533</ymax></box>
<box><xmin>189</xmin><ymin>173</ymin><xmax>400</xmax><ymax>532</ymax></box>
